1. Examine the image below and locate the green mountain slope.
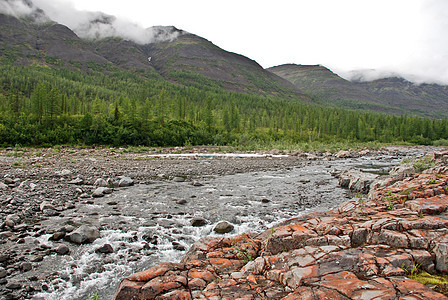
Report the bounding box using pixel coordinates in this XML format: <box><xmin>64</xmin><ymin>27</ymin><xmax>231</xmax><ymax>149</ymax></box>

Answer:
<box><xmin>355</xmin><ymin>77</ymin><xmax>448</xmax><ymax>118</ymax></box>
<box><xmin>267</xmin><ymin>64</ymin><xmax>404</xmax><ymax>114</ymax></box>
<box><xmin>268</xmin><ymin>64</ymin><xmax>448</xmax><ymax>118</ymax></box>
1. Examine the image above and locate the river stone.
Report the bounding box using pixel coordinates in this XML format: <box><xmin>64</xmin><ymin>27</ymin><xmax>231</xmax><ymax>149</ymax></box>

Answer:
<box><xmin>191</xmin><ymin>217</ymin><xmax>207</xmax><ymax>227</ymax></box>
<box><xmin>95</xmin><ymin>244</ymin><xmax>114</xmax><ymax>254</ymax></box>
<box><xmin>55</xmin><ymin>169</ymin><xmax>72</xmax><ymax>177</ymax></box>
<box><xmin>0</xmin><ymin>182</ymin><xmax>8</xmax><ymax>190</ymax></box>
<box><xmin>5</xmin><ymin>214</ymin><xmax>20</xmax><ymax>227</ymax></box>
<box><xmin>6</xmin><ymin>281</ymin><xmax>22</xmax><ymax>289</ymax></box>
<box><xmin>118</xmin><ymin>176</ymin><xmax>134</xmax><ymax>187</ymax></box>
<box><xmin>0</xmin><ymin>267</ymin><xmax>6</xmax><ymax>278</ymax></box>
<box><xmin>4</xmin><ymin>177</ymin><xmax>15</xmax><ymax>185</ymax></box>
<box><xmin>336</xmin><ymin>150</ymin><xmax>352</xmax><ymax>158</ymax></box>
<box><xmin>68</xmin><ymin>177</ymin><xmax>83</xmax><ymax>185</ymax></box>
<box><xmin>92</xmin><ymin>187</ymin><xmax>113</xmax><ymax>197</ymax></box>
<box><xmin>67</xmin><ymin>225</ymin><xmax>100</xmax><ymax>244</ymax></box>
<box><xmin>213</xmin><ymin>221</ymin><xmax>234</xmax><ymax>234</ymax></box>
<box><xmin>56</xmin><ymin>244</ymin><xmax>70</xmax><ymax>255</ymax></box>
<box><xmin>20</xmin><ymin>262</ymin><xmax>32</xmax><ymax>272</ymax></box>
<box><xmin>173</xmin><ymin>177</ymin><xmax>185</xmax><ymax>182</ymax></box>
<box><xmin>40</xmin><ymin>201</ymin><xmax>55</xmax><ymax>211</ymax></box>
<box><xmin>94</xmin><ymin>178</ymin><xmax>108</xmax><ymax>187</ymax></box>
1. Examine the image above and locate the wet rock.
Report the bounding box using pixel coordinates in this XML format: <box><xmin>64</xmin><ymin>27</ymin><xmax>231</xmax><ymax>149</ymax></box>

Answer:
<box><xmin>92</xmin><ymin>187</ymin><xmax>113</xmax><ymax>197</ymax></box>
<box><xmin>191</xmin><ymin>181</ymin><xmax>203</xmax><ymax>187</ymax></box>
<box><xmin>67</xmin><ymin>225</ymin><xmax>100</xmax><ymax>244</ymax></box>
<box><xmin>95</xmin><ymin>244</ymin><xmax>114</xmax><ymax>254</ymax></box>
<box><xmin>261</xmin><ymin>198</ymin><xmax>270</xmax><ymax>203</ymax></box>
<box><xmin>213</xmin><ymin>221</ymin><xmax>234</xmax><ymax>234</ymax></box>
<box><xmin>191</xmin><ymin>217</ymin><xmax>207</xmax><ymax>227</ymax></box>
<box><xmin>176</xmin><ymin>199</ymin><xmax>187</xmax><ymax>205</ymax></box>
<box><xmin>49</xmin><ymin>231</ymin><xmax>65</xmax><ymax>242</ymax></box>
<box><xmin>56</xmin><ymin>245</ymin><xmax>70</xmax><ymax>255</ymax></box>
<box><xmin>172</xmin><ymin>241</ymin><xmax>185</xmax><ymax>251</ymax></box>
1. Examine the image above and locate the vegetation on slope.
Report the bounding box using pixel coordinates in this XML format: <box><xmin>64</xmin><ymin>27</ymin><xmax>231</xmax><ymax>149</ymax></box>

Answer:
<box><xmin>1</xmin><ymin>62</ymin><xmax>448</xmax><ymax>148</ymax></box>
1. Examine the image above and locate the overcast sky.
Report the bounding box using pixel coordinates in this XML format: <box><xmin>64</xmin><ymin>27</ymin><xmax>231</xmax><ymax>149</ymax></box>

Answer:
<box><xmin>15</xmin><ymin>0</ymin><xmax>448</xmax><ymax>84</ymax></box>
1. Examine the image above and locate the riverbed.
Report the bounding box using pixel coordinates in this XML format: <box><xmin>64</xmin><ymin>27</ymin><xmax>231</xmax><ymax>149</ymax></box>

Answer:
<box><xmin>0</xmin><ymin>146</ymin><xmax>433</xmax><ymax>300</ymax></box>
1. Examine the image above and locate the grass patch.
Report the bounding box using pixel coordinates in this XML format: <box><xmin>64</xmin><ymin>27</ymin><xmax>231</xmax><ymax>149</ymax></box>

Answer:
<box><xmin>409</xmin><ymin>271</ymin><xmax>448</xmax><ymax>295</ymax></box>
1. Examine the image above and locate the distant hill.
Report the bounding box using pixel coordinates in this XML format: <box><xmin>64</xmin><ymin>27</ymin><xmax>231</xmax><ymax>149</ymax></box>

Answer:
<box><xmin>268</xmin><ymin>64</ymin><xmax>448</xmax><ymax>118</ymax></box>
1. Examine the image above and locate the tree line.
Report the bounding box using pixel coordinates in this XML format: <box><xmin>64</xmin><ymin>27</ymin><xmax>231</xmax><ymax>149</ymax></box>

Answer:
<box><xmin>0</xmin><ymin>63</ymin><xmax>447</xmax><ymax>147</ymax></box>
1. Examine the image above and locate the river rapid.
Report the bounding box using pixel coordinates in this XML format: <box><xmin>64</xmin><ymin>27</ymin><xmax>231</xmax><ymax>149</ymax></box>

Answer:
<box><xmin>25</xmin><ymin>149</ymin><xmax>427</xmax><ymax>299</ymax></box>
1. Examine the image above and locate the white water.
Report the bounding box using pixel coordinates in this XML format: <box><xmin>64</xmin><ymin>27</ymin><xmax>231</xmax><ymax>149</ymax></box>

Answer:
<box><xmin>34</xmin><ymin>156</ymin><xmax>403</xmax><ymax>300</ymax></box>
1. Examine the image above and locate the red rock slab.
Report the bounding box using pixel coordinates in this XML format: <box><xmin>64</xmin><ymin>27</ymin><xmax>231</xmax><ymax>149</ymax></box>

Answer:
<box><xmin>406</xmin><ymin>195</ymin><xmax>448</xmax><ymax>215</ymax></box>
<box><xmin>318</xmin><ymin>275</ymin><xmax>382</xmax><ymax>298</ymax></box>
<box><xmin>126</xmin><ymin>262</ymin><xmax>184</xmax><ymax>282</ymax></box>
<box><xmin>188</xmin><ymin>269</ymin><xmax>216</xmax><ymax>282</ymax></box>
<box><xmin>158</xmin><ymin>290</ymin><xmax>192</xmax><ymax>300</ymax></box>
<box><xmin>208</xmin><ymin>258</ymin><xmax>247</xmax><ymax>273</ymax></box>
<box><xmin>390</xmin><ymin>277</ymin><xmax>448</xmax><ymax>299</ymax></box>
<box><xmin>141</xmin><ymin>276</ymin><xmax>186</xmax><ymax>299</ymax></box>
<box><xmin>113</xmin><ymin>279</ymin><xmax>145</xmax><ymax>300</ymax></box>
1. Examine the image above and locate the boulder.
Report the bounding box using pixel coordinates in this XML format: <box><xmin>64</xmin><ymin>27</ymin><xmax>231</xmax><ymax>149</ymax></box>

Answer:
<box><xmin>213</xmin><ymin>221</ymin><xmax>234</xmax><ymax>234</ymax></box>
<box><xmin>95</xmin><ymin>244</ymin><xmax>114</xmax><ymax>254</ymax></box>
<box><xmin>338</xmin><ymin>169</ymin><xmax>378</xmax><ymax>193</ymax></box>
<box><xmin>191</xmin><ymin>217</ymin><xmax>207</xmax><ymax>227</ymax></box>
<box><xmin>118</xmin><ymin>176</ymin><xmax>134</xmax><ymax>187</ymax></box>
<box><xmin>67</xmin><ymin>225</ymin><xmax>100</xmax><ymax>244</ymax></box>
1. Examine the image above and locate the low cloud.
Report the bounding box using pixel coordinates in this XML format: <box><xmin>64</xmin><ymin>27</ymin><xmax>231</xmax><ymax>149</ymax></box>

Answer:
<box><xmin>1</xmin><ymin>0</ymin><xmax>180</xmax><ymax>44</ymax></box>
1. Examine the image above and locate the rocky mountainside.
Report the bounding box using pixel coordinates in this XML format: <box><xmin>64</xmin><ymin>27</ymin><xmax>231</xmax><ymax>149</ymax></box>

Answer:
<box><xmin>268</xmin><ymin>64</ymin><xmax>448</xmax><ymax>118</ymax></box>
<box><xmin>0</xmin><ymin>10</ymin><xmax>303</xmax><ymax>98</ymax></box>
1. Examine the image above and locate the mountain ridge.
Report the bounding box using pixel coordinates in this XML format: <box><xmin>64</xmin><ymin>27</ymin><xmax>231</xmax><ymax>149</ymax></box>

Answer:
<box><xmin>268</xmin><ymin>64</ymin><xmax>448</xmax><ymax>118</ymax></box>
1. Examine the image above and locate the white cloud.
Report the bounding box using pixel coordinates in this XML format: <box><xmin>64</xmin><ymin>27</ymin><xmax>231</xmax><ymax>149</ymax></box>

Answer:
<box><xmin>2</xmin><ymin>0</ymin><xmax>448</xmax><ymax>84</ymax></box>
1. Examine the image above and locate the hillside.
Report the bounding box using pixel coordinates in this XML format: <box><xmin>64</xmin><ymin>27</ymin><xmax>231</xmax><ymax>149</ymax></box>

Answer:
<box><xmin>0</xmin><ymin>10</ymin><xmax>304</xmax><ymax>99</ymax></box>
<box><xmin>268</xmin><ymin>64</ymin><xmax>448</xmax><ymax>118</ymax></box>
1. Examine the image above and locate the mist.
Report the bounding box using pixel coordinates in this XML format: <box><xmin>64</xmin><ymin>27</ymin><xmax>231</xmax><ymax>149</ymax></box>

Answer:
<box><xmin>0</xmin><ymin>0</ymin><xmax>180</xmax><ymax>44</ymax></box>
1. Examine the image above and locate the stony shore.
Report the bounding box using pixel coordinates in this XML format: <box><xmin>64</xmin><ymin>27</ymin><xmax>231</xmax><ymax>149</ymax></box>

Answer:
<box><xmin>0</xmin><ymin>145</ymin><xmax>441</xmax><ymax>299</ymax></box>
<box><xmin>115</xmin><ymin>150</ymin><xmax>448</xmax><ymax>299</ymax></box>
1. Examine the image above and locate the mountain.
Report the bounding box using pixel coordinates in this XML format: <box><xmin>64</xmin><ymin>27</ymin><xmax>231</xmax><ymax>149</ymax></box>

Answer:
<box><xmin>0</xmin><ymin>8</ymin><xmax>304</xmax><ymax>99</ymax></box>
<box><xmin>268</xmin><ymin>64</ymin><xmax>448</xmax><ymax>118</ymax></box>
<box><xmin>355</xmin><ymin>77</ymin><xmax>448</xmax><ymax>118</ymax></box>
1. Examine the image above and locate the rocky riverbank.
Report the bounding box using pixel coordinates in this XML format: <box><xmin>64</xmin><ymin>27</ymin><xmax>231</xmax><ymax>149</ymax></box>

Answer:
<box><xmin>115</xmin><ymin>150</ymin><xmax>448</xmax><ymax>299</ymax></box>
<box><xmin>0</xmin><ymin>146</ymin><xmax>438</xmax><ymax>299</ymax></box>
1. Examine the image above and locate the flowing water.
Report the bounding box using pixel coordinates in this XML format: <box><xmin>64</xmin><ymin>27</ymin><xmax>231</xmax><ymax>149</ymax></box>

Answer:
<box><xmin>34</xmin><ymin>155</ymin><xmax>404</xmax><ymax>299</ymax></box>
